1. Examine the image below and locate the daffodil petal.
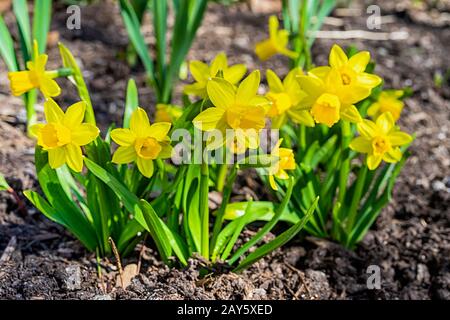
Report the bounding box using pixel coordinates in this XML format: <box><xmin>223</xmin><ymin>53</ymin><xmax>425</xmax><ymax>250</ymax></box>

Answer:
<box><xmin>367</xmin><ymin>154</ymin><xmax>382</xmax><ymax>170</ymax></box>
<box><xmin>207</xmin><ymin>78</ymin><xmax>235</xmax><ymax>109</ymax></box>
<box><xmin>357</xmin><ymin>119</ymin><xmax>378</xmax><ymax>138</ymax></box>
<box><xmin>63</xmin><ymin>101</ymin><xmax>86</xmax><ymax>129</ymax></box>
<box><xmin>40</xmin><ymin>76</ymin><xmax>61</xmax><ymax>98</ymax></box>
<box><xmin>236</xmin><ymin>70</ymin><xmax>260</xmax><ymax>104</ymax></box>
<box><xmin>65</xmin><ymin>143</ymin><xmax>83</xmax><ymax>172</ymax></box>
<box><xmin>8</xmin><ymin>71</ymin><xmax>36</xmax><ymax>96</ymax></box>
<box><xmin>210</xmin><ymin>52</ymin><xmax>227</xmax><ymax>77</ymax></box>
<box><xmin>287</xmin><ymin>109</ymin><xmax>315</xmax><ymax>127</ymax></box>
<box><xmin>224</xmin><ymin>64</ymin><xmax>247</xmax><ymax>84</ymax></box>
<box><xmin>309</xmin><ymin>66</ymin><xmax>330</xmax><ymax>80</ymax></box>
<box><xmin>130</xmin><ymin>107</ymin><xmax>151</xmax><ymax>137</ymax></box>
<box><xmin>148</xmin><ymin>122</ymin><xmax>171</xmax><ymax>141</ymax></box>
<box><xmin>269</xmin><ymin>15</ymin><xmax>279</xmax><ymax>39</ymax></box>
<box><xmin>48</xmin><ymin>148</ymin><xmax>66</xmax><ymax>169</ymax></box>
<box><xmin>193</xmin><ymin>107</ymin><xmax>226</xmax><ymax>131</ymax></box>
<box><xmin>348</xmin><ymin>51</ymin><xmax>370</xmax><ymax>73</ymax></box>
<box><xmin>389</xmin><ymin>131</ymin><xmax>413</xmax><ymax>146</ymax></box>
<box><xmin>189</xmin><ymin>60</ymin><xmax>209</xmax><ymax>83</ymax></box>
<box><xmin>29</xmin><ymin>124</ymin><xmax>44</xmax><ymax>138</ymax></box>
<box><xmin>383</xmin><ymin>148</ymin><xmax>402</xmax><ymax>163</ymax></box>
<box><xmin>376</xmin><ymin>112</ymin><xmax>394</xmax><ymax>134</ymax></box>
<box><xmin>349</xmin><ymin>136</ymin><xmax>371</xmax><ymax>153</ymax></box>
<box><xmin>266</xmin><ymin>69</ymin><xmax>284</xmax><ymax>93</ymax></box>
<box><xmin>329</xmin><ymin>44</ymin><xmax>348</xmax><ymax>68</ymax></box>
<box><xmin>136</xmin><ymin>157</ymin><xmax>154</xmax><ymax>178</ymax></box>
<box><xmin>184</xmin><ymin>82</ymin><xmax>207</xmax><ymax>97</ymax></box>
<box><xmin>112</xmin><ymin>146</ymin><xmax>137</xmax><ymax>164</ymax></box>
<box><xmin>269</xmin><ymin>174</ymin><xmax>278</xmax><ymax>191</ymax></box>
<box><xmin>44</xmin><ymin>99</ymin><xmax>65</xmax><ymax>123</ymax></box>
<box><xmin>340</xmin><ymin>104</ymin><xmax>363</xmax><ymax>123</ymax></box>
<box><xmin>158</xmin><ymin>143</ymin><xmax>173</xmax><ymax>159</ymax></box>
<box><xmin>72</xmin><ymin>123</ymin><xmax>99</xmax><ymax>146</ymax></box>
<box><xmin>356</xmin><ymin>73</ymin><xmax>382</xmax><ymax>88</ymax></box>
<box><xmin>111</xmin><ymin>128</ymin><xmax>136</xmax><ymax>146</ymax></box>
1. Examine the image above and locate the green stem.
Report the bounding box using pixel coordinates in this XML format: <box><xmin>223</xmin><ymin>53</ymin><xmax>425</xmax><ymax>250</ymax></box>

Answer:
<box><xmin>210</xmin><ymin>164</ymin><xmax>238</xmax><ymax>251</ymax></box>
<box><xmin>216</xmin><ymin>163</ymin><xmax>228</xmax><ymax>192</ymax></box>
<box><xmin>25</xmin><ymin>89</ymin><xmax>37</xmax><ymax>135</ymax></box>
<box><xmin>345</xmin><ymin>164</ymin><xmax>368</xmax><ymax>235</ymax></box>
<box><xmin>46</xmin><ymin>67</ymin><xmax>73</xmax><ymax>79</ymax></box>
<box><xmin>200</xmin><ymin>160</ymin><xmax>210</xmax><ymax>259</ymax></box>
<box><xmin>338</xmin><ymin>121</ymin><xmax>351</xmax><ymax>204</ymax></box>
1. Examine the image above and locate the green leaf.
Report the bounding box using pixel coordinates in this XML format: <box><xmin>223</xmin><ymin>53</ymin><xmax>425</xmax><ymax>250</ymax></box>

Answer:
<box><xmin>228</xmin><ymin>177</ymin><xmax>295</xmax><ymax>265</ymax></box>
<box><xmin>58</xmin><ymin>42</ymin><xmax>96</xmax><ymax>125</ymax></box>
<box><xmin>124</xmin><ymin>79</ymin><xmax>139</xmax><ymax>128</ymax></box>
<box><xmin>118</xmin><ymin>0</ymin><xmax>155</xmax><ymax>88</ymax></box>
<box><xmin>152</xmin><ymin>0</ymin><xmax>167</xmax><ymax>88</ymax></box>
<box><xmin>13</xmin><ymin>0</ymin><xmax>32</xmax><ymax>63</ymax></box>
<box><xmin>0</xmin><ymin>172</ymin><xmax>11</xmax><ymax>191</ymax></box>
<box><xmin>32</xmin><ymin>0</ymin><xmax>52</xmax><ymax>54</ymax></box>
<box><xmin>234</xmin><ymin>197</ymin><xmax>319</xmax><ymax>272</ymax></box>
<box><xmin>0</xmin><ymin>16</ymin><xmax>19</xmax><ymax>71</ymax></box>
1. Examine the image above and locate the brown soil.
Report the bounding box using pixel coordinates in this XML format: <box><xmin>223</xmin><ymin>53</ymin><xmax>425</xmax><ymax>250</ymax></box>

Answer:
<box><xmin>0</xmin><ymin>0</ymin><xmax>449</xmax><ymax>300</ymax></box>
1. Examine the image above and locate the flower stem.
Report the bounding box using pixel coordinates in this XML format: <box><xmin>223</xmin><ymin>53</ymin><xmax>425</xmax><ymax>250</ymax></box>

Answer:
<box><xmin>346</xmin><ymin>164</ymin><xmax>368</xmax><ymax>236</ymax></box>
<box><xmin>216</xmin><ymin>163</ymin><xmax>228</xmax><ymax>192</ymax></box>
<box><xmin>210</xmin><ymin>164</ymin><xmax>238</xmax><ymax>252</ymax></box>
<box><xmin>200</xmin><ymin>160</ymin><xmax>210</xmax><ymax>259</ymax></box>
<box><xmin>338</xmin><ymin>121</ymin><xmax>352</xmax><ymax>204</ymax></box>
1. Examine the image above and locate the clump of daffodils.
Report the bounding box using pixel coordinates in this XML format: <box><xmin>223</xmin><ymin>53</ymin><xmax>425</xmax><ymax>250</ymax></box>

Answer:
<box><xmin>297</xmin><ymin>44</ymin><xmax>382</xmax><ymax>127</ymax></box>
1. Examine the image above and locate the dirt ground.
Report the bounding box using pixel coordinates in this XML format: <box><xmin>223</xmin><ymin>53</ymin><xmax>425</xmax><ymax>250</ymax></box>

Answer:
<box><xmin>0</xmin><ymin>0</ymin><xmax>449</xmax><ymax>300</ymax></box>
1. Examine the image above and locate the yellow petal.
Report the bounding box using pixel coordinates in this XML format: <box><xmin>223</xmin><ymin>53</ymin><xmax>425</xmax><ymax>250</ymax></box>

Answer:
<box><xmin>367</xmin><ymin>154</ymin><xmax>382</xmax><ymax>170</ymax></box>
<box><xmin>40</xmin><ymin>76</ymin><xmax>61</xmax><ymax>98</ymax></box>
<box><xmin>44</xmin><ymin>99</ymin><xmax>65</xmax><ymax>123</ymax></box>
<box><xmin>236</xmin><ymin>70</ymin><xmax>260</xmax><ymax>104</ymax></box>
<box><xmin>65</xmin><ymin>143</ymin><xmax>83</xmax><ymax>172</ymax></box>
<box><xmin>356</xmin><ymin>73</ymin><xmax>382</xmax><ymax>88</ymax></box>
<box><xmin>376</xmin><ymin>112</ymin><xmax>394</xmax><ymax>134</ymax></box>
<box><xmin>340</xmin><ymin>104</ymin><xmax>362</xmax><ymax>123</ymax></box>
<box><xmin>389</xmin><ymin>131</ymin><xmax>413</xmax><ymax>146</ymax></box>
<box><xmin>8</xmin><ymin>71</ymin><xmax>36</xmax><ymax>96</ymax></box>
<box><xmin>34</xmin><ymin>54</ymin><xmax>48</xmax><ymax>73</ymax></box>
<box><xmin>210</xmin><ymin>52</ymin><xmax>228</xmax><ymax>77</ymax></box>
<box><xmin>236</xmin><ymin>105</ymin><xmax>266</xmax><ymax>130</ymax></box>
<box><xmin>136</xmin><ymin>157</ymin><xmax>154</xmax><ymax>178</ymax></box>
<box><xmin>349</xmin><ymin>136</ymin><xmax>371</xmax><ymax>153</ymax></box>
<box><xmin>278</xmin><ymin>47</ymin><xmax>299</xmax><ymax>59</ymax></box>
<box><xmin>193</xmin><ymin>107</ymin><xmax>226</xmax><ymax>131</ymax></box>
<box><xmin>383</xmin><ymin>148</ymin><xmax>402</xmax><ymax>163</ymax></box>
<box><xmin>357</xmin><ymin>119</ymin><xmax>378</xmax><ymax>138</ymax></box>
<box><xmin>309</xmin><ymin>66</ymin><xmax>330</xmax><ymax>80</ymax></box>
<box><xmin>269</xmin><ymin>15</ymin><xmax>279</xmax><ymax>39</ymax></box>
<box><xmin>348</xmin><ymin>51</ymin><xmax>370</xmax><ymax>73</ymax></box>
<box><xmin>184</xmin><ymin>82</ymin><xmax>207</xmax><ymax>98</ymax></box>
<box><xmin>287</xmin><ymin>109</ymin><xmax>315</xmax><ymax>127</ymax></box>
<box><xmin>63</xmin><ymin>101</ymin><xmax>86</xmax><ymax>129</ymax></box>
<box><xmin>130</xmin><ymin>107</ymin><xmax>151</xmax><ymax>137</ymax></box>
<box><xmin>29</xmin><ymin>124</ymin><xmax>44</xmax><ymax>138</ymax></box>
<box><xmin>329</xmin><ymin>44</ymin><xmax>348</xmax><ymax>68</ymax></box>
<box><xmin>48</xmin><ymin>148</ymin><xmax>66</xmax><ymax>169</ymax></box>
<box><xmin>223</xmin><ymin>64</ymin><xmax>247</xmax><ymax>84</ymax></box>
<box><xmin>111</xmin><ymin>128</ymin><xmax>136</xmax><ymax>146</ymax></box>
<box><xmin>266</xmin><ymin>69</ymin><xmax>284</xmax><ymax>93</ymax></box>
<box><xmin>148</xmin><ymin>122</ymin><xmax>171</xmax><ymax>141</ymax></box>
<box><xmin>189</xmin><ymin>60</ymin><xmax>209</xmax><ymax>83</ymax></box>
<box><xmin>269</xmin><ymin>174</ymin><xmax>278</xmax><ymax>191</ymax></box>
<box><xmin>206</xmin><ymin>78</ymin><xmax>235</xmax><ymax>109</ymax></box>
<box><xmin>255</xmin><ymin>39</ymin><xmax>277</xmax><ymax>61</ymax></box>
<box><xmin>72</xmin><ymin>123</ymin><xmax>100</xmax><ymax>146</ymax></box>
<box><xmin>112</xmin><ymin>146</ymin><xmax>137</xmax><ymax>164</ymax></box>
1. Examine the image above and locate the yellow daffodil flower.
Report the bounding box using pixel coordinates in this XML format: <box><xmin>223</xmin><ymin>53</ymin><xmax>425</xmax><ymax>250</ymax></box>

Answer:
<box><xmin>349</xmin><ymin>112</ymin><xmax>413</xmax><ymax>170</ymax></box>
<box><xmin>255</xmin><ymin>15</ymin><xmax>298</xmax><ymax>61</ymax></box>
<box><xmin>192</xmin><ymin>70</ymin><xmax>269</xmax><ymax>153</ymax></box>
<box><xmin>8</xmin><ymin>42</ymin><xmax>61</xmax><ymax>98</ymax></box>
<box><xmin>154</xmin><ymin>103</ymin><xmax>183</xmax><ymax>123</ymax></box>
<box><xmin>268</xmin><ymin>139</ymin><xmax>296</xmax><ymax>190</ymax></box>
<box><xmin>184</xmin><ymin>52</ymin><xmax>247</xmax><ymax>98</ymax></box>
<box><xmin>111</xmin><ymin>108</ymin><xmax>172</xmax><ymax>178</ymax></box>
<box><xmin>265</xmin><ymin>68</ymin><xmax>314</xmax><ymax>128</ymax></box>
<box><xmin>368</xmin><ymin>90</ymin><xmax>404</xmax><ymax>121</ymax></box>
<box><xmin>296</xmin><ymin>44</ymin><xmax>382</xmax><ymax>127</ymax></box>
<box><xmin>30</xmin><ymin>99</ymin><xmax>99</xmax><ymax>172</ymax></box>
